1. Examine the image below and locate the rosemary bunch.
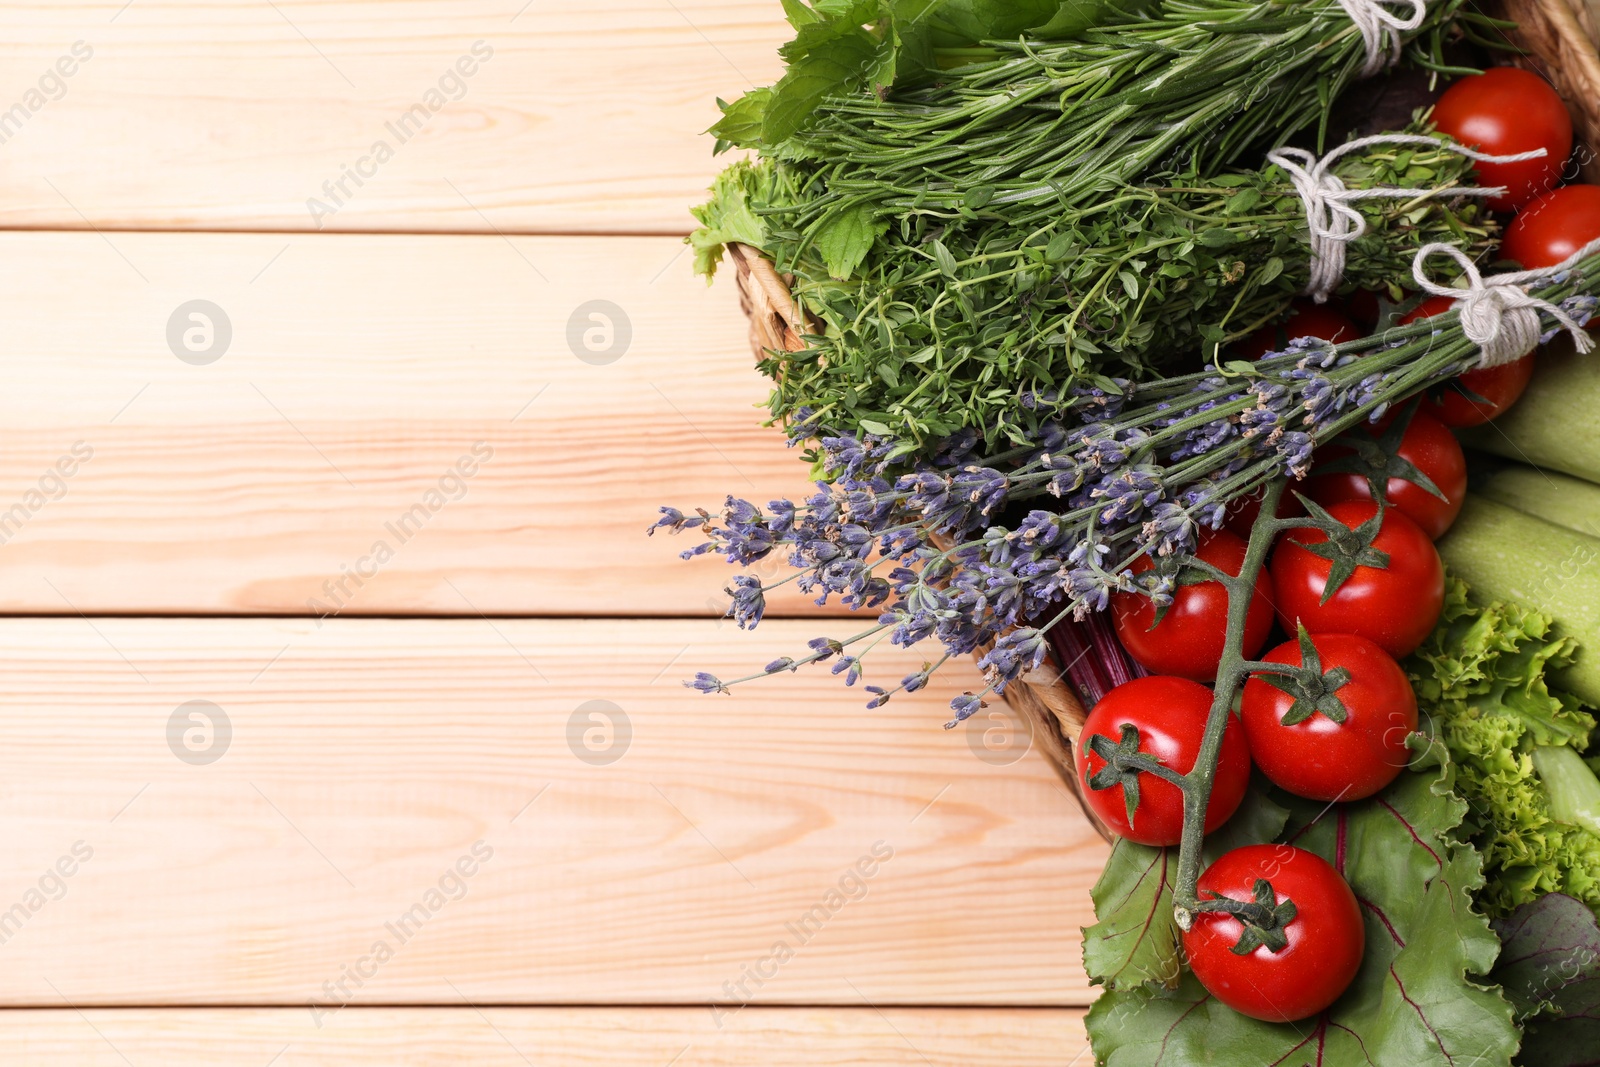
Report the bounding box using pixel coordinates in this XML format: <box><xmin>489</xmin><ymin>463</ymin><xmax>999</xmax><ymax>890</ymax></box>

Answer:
<box><xmin>767</xmin><ymin>0</ymin><xmax>1469</xmax><ymax>245</ymax></box>
<box><xmin>698</xmin><ymin>132</ymin><xmax>1499</xmax><ymax>447</ymax></box>
<box><xmin>660</xmin><ymin>252</ymin><xmax>1600</xmax><ymax>724</ymax></box>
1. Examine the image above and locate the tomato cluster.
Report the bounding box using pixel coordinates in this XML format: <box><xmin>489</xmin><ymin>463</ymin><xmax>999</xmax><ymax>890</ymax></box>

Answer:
<box><xmin>1071</xmin><ymin>64</ymin><xmax>1583</xmax><ymax>1026</ymax></box>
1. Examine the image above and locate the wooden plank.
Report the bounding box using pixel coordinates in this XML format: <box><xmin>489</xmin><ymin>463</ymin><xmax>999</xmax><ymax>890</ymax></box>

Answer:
<box><xmin>0</xmin><ymin>1</ymin><xmax>782</xmax><ymax>234</ymax></box>
<box><xmin>0</xmin><ymin>617</ymin><xmax>1102</xmax><ymax>1005</ymax></box>
<box><xmin>0</xmin><ymin>1007</ymin><xmax>1089</xmax><ymax>1064</ymax></box>
<box><xmin>0</xmin><ymin>230</ymin><xmax>836</xmax><ymax>617</ymax></box>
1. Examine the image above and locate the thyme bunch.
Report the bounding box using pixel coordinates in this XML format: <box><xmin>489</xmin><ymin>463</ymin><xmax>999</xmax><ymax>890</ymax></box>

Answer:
<box><xmin>697</xmin><ymin>131</ymin><xmax>1500</xmax><ymax>447</ymax></box>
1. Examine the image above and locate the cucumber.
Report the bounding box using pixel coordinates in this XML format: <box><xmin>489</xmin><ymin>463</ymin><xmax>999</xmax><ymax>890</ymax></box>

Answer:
<box><xmin>1476</xmin><ymin>464</ymin><xmax>1600</xmax><ymax>539</ymax></box>
<box><xmin>1436</xmin><ymin>495</ymin><xmax>1600</xmax><ymax>705</ymax></box>
<box><xmin>1461</xmin><ymin>335</ymin><xmax>1600</xmax><ymax>484</ymax></box>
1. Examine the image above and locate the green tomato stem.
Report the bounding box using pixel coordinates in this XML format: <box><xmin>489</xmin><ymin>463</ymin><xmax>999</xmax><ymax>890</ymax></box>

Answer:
<box><xmin>1171</xmin><ymin>476</ymin><xmax>1288</xmax><ymax>930</ymax></box>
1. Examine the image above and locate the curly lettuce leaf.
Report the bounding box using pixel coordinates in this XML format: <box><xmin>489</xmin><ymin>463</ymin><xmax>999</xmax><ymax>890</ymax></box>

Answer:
<box><xmin>688</xmin><ymin>160</ymin><xmax>778</xmax><ymax>280</ymax></box>
<box><xmin>1406</xmin><ymin>577</ymin><xmax>1600</xmax><ymax>916</ymax></box>
<box><xmin>1085</xmin><ymin>741</ymin><xmax>1518</xmax><ymax>1066</ymax></box>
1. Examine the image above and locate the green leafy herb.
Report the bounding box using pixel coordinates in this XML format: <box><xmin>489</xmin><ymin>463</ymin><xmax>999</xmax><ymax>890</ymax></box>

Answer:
<box><xmin>692</xmin><ymin>133</ymin><xmax>1496</xmax><ymax>445</ymax></box>
<box><xmin>711</xmin><ymin>0</ymin><xmax>1139</xmax><ymax>151</ymax></box>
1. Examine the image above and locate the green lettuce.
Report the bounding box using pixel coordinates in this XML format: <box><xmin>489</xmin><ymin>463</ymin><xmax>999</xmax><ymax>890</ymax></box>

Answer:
<box><xmin>688</xmin><ymin>160</ymin><xmax>780</xmax><ymax>280</ymax></box>
<box><xmin>1406</xmin><ymin>577</ymin><xmax>1600</xmax><ymax>916</ymax></box>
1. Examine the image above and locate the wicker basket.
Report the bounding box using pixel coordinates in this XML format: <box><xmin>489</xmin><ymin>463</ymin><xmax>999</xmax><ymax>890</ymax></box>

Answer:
<box><xmin>728</xmin><ymin>4</ymin><xmax>1600</xmax><ymax>830</ymax></box>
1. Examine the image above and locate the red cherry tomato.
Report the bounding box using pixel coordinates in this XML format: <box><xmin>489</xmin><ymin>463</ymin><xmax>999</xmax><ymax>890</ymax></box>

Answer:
<box><xmin>1112</xmin><ymin>530</ymin><xmax>1276</xmax><ymax>682</ymax></box>
<box><xmin>1502</xmin><ymin>184</ymin><xmax>1600</xmax><ymax>269</ymax></box>
<box><xmin>1306</xmin><ymin>406</ymin><xmax>1467</xmax><ymax>539</ymax></box>
<box><xmin>1235</xmin><ymin>300</ymin><xmax>1361</xmax><ymax>360</ymax></box>
<box><xmin>1271</xmin><ymin>500</ymin><xmax>1444</xmax><ymax>658</ymax></box>
<box><xmin>1223</xmin><ymin>480</ymin><xmax>1306</xmax><ymax>540</ymax></box>
<box><xmin>1241</xmin><ymin>632</ymin><xmax>1419</xmax><ymax>801</ymax></box>
<box><xmin>1074</xmin><ymin>676</ymin><xmax>1251</xmax><ymax>847</ymax></box>
<box><xmin>1403</xmin><ymin>296</ymin><xmax>1537</xmax><ymax>426</ymax></box>
<box><xmin>1184</xmin><ymin>844</ymin><xmax>1365</xmax><ymax>1022</ymax></box>
<box><xmin>1431</xmin><ymin>67</ymin><xmax>1572</xmax><ymax>213</ymax></box>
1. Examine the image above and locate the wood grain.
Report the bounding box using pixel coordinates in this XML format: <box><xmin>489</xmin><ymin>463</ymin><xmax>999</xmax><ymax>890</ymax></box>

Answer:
<box><xmin>0</xmin><ymin>230</ymin><xmax>836</xmax><ymax>617</ymax></box>
<box><xmin>0</xmin><ymin>1007</ymin><xmax>1088</xmax><ymax>1064</ymax></box>
<box><xmin>0</xmin><ymin>616</ymin><xmax>1102</xmax><ymax>1006</ymax></box>
<box><xmin>0</xmin><ymin>1</ymin><xmax>784</xmax><ymax>234</ymax></box>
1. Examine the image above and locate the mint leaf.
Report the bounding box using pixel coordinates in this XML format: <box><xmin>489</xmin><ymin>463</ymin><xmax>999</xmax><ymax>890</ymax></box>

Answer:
<box><xmin>814</xmin><ymin>202</ymin><xmax>888</xmax><ymax>279</ymax></box>
<box><xmin>1086</xmin><ymin>741</ymin><xmax>1519</xmax><ymax>1066</ymax></box>
<box><xmin>708</xmin><ymin>89</ymin><xmax>772</xmax><ymax>152</ymax></box>
<box><xmin>779</xmin><ymin>0</ymin><xmax>823</xmax><ymax>28</ymax></box>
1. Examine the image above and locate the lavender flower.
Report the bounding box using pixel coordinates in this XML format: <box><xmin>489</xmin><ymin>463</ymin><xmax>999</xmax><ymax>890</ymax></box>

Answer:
<box><xmin>947</xmin><ymin>692</ymin><xmax>985</xmax><ymax>726</ymax></box>
<box><xmin>667</xmin><ymin>315</ymin><xmax>1514</xmax><ymax>722</ymax></box>
<box><xmin>685</xmin><ymin>673</ymin><xmax>728</xmax><ymax>695</ymax></box>
<box><xmin>726</xmin><ymin>575</ymin><xmax>765</xmax><ymax>630</ymax></box>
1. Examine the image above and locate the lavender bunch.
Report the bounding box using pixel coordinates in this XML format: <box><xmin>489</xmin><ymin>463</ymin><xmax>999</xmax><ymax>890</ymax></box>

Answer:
<box><xmin>657</xmin><ymin>280</ymin><xmax>1599</xmax><ymax>725</ymax></box>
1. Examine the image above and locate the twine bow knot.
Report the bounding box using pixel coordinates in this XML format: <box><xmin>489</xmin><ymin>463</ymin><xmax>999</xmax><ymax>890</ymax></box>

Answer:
<box><xmin>1267</xmin><ymin>135</ymin><xmax>1547</xmax><ymax>304</ymax></box>
<box><xmin>1412</xmin><ymin>239</ymin><xmax>1600</xmax><ymax>367</ymax></box>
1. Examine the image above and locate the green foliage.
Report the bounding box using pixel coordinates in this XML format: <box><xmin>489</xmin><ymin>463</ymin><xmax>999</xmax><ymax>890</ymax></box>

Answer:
<box><xmin>1491</xmin><ymin>894</ymin><xmax>1600</xmax><ymax>1065</ymax></box>
<box><xmin>709</xmin><ymin>0</ymin><xmax>1127</xmax><ymax>151</ymax></box>
<box><xmin>1081</xmin><ymin>781</ymin><xmax>1286</xmax><ymax>993</ymax></box>
<box><xmin>1081</xmin><ymin>841</ymin><xmax>1182</xmax><ymax>992</ymax></box>
<box><xmin>690</xmin><ymin>135</ymin><xmax>1496</xmax><ymax>445</ymax></box>
<box><xmin>1406</xmin><ymin>578</ymin><xmax>1600</xmax><ymax>916</ymax></box>
<box><xmin>687</xmin><ymin>160</ymin><xmax>784</xmax><ymax>279</ymax></box>
<box><xmin>1086</xmin><ymin>743</ymin><xmax>1519</xmax><ymax>1066</ymax></box>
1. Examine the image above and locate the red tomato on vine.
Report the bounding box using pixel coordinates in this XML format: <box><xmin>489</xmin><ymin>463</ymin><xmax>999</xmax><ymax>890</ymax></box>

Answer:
<box><xmin>1184</xmin><ymin>844</ymin><xmax>1365</xmax><ymax>1022</ymax></box>
<box><xmin>1241</xmin><ymin>630</ymin><xmax>1418</xmax><ymax>801</ymax></box>
<box><xmin>1074</xmin><ymin>676</ymin><xmax>1251</xmax><ymax>846</ymax></box>
<box><xmin>1502</xmin><ymin>184</ymin><xmax>1600</xmax><ymax>269</ymax></box>
<box><xmin>1305</xmin><ymin>405</ymin><xmax>1467</xmax><ymax>539</ymax></box>
<box><xmin>1430</xmin><ymin>68</ymin><xmax>1572</xmax><ymax>213</ymax></box>
<box><xmin>1403</xmin><ymin>295</ymin><xmax>1538</xmax><ymax>427</ymax></box>
<box><xmin>1111</xmin><ymin>530</ymin><xmax>1276</xmax><ymax>682</ymax></box>
<box><xmin>1270</xmin><ymin>500</ymin><xmax>1444</xmax><ymax>658</ymax></box>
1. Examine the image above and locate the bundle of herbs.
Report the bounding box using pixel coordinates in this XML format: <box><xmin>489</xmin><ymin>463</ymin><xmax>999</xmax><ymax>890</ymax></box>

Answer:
<box><xmin>694</xmin><ymin>131</ymin><xmax>1502</xmax><ymax>446</ymax></box>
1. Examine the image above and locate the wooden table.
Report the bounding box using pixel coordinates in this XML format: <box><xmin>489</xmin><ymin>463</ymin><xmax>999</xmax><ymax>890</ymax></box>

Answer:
<box><xmin>0</xmin><ymin>3</ymin><xmax>1102</xmax><ymax>1060</ymax></box>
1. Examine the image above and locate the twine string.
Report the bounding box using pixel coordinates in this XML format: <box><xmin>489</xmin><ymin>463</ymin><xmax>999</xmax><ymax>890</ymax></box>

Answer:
<box><xmin>1267</xmin><ymin>134</ymin><xmax>1547</xmax><ymax>303</ymax></box>
<box><xmin>1411</xmin><ymin>236</ymin><xmax>1600</xmax><ymax>367</ymax></box>
<box><xmin>1336</xmin><ymin>0</ymin><xmax>1428</xmax><ymax>76</ymax></box>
